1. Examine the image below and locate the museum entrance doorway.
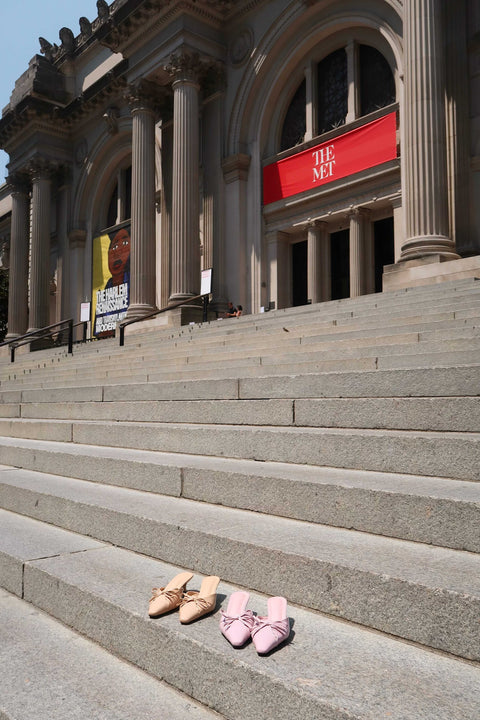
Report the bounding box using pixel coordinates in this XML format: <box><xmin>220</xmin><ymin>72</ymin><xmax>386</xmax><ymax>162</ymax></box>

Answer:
<box><xmin>331</xmin><ymin>229</ymin><xmax>350</xmax><ymax>300</ymax></box>
<box><xmin>292</xmin><ymin>239</ymin><xmax>308</xmax><ymax>306</ymax></box>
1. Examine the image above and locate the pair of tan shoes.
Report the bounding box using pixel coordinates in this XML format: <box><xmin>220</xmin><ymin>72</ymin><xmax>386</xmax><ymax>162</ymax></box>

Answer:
<box><xmin>148</xmin><ymin>572</ymin><xmax>220</xmax><ymax>624</ymax></box>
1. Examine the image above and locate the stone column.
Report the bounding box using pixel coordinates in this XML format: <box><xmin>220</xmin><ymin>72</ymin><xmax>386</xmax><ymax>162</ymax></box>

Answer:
<box><xmin>202</xmin><ymin>70</ymin><xmax>227</xmax><ymax>312</ymax></box>
<box><xmin>307</xmin><ymin>221</ymin><xmax>331</xmax><ymax>304</ymax></box>
<box><xmin>28</xmin><ymin>158</ymin><xmax>53</xmax><ymax>332</ymax></box>
<box><xmin>68</xmin><ymin>230</ymin><xmax>86</xmax><ymax>340</ymax></box>
<box><xmin>5</xmin><ymin>174</ymin><xmax>30</xmax><ymax>338</ymax></box>
<box><xmin>126</xmin><ymin>81</ymin><xmax>158</xmax><ymax>320</ymax></box>
<box><xmin>222</xmin><ymin>153</ymin><xmax>250</xmax><ymax>313</ymax></box>
<box><xmin>160</xmin><ymin>121</ymin><xmax>173</xmax><ymax>309</ymax></box>
<box><xmin>401</xmin><ymin>0</ymin><xmax>458</xmax><ymax>260</ymax></box>
<box><xmin>267</xmin><ymin>231</ymin><xmax>289</xmax><ymax>310</ymax></box>
<box><xmin>349</xmin><ymin>208</ymin><xmax>370</xmax><ymax>298</ymax></box>
<box><xmin>445</xmin><ymin>0</ymin><xmax>471</xmax><ymax>254</ymax></box>
<box><xmin>166</xmin><ymin>51</ymin><xmax>201</xmax><ymax>302</ymax></box>
<box><xmin>55</xmin><ymin>167</ymin><xmax>71</xmax><ymax>323</ymax></box>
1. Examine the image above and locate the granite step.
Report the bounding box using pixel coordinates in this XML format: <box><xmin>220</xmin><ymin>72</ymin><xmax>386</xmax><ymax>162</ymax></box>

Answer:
<box><xmin>0</xmin><ymin>438</ymin><xmax>478</xmax><ymax>551</ymax></box>
<box><xmin>1</xmin><ymin>510</ymin><xmax>479</xmax><ymax>720</ymax></box>
<box><xmin>0</xmin><ymin>471</ymin><xmax>479</xmax><ymax>660</ymax></box>
<box><xmin>0</xmin><ymin>416</ymin><xmax>475</xmax><ymax>480</ymax></box>
<box><xmin>2</xmin><ymin>395</ymin><xmax>480</xmax><ymax>433</ymax></box>
<box><xmin>0</xmin><ymin>589</ymin><xmax>221</xmax><ymax>720</ymax></box>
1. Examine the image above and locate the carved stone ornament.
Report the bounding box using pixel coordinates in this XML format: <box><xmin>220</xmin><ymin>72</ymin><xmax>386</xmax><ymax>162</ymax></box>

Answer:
<box><xmin>79</xmin><ymin>17</ymin><xmax>93</xmax><ymax>39</ymax></box>
<box><xmin>103</xmin><ymin>106</ymin><xmax>119</xmax><ymax>134</ymax></box>
<box><xmin>229</xmin><ymin>27</ymin><xmax>253</xmax><ymax>67</ymax></box>
<box><xmin>26</xmin><ymin>155</ymin><xmax>57</xmax><ymax>181</ymax></box>
<box><xmin>6</xmin><ymin>172</ymin><xmax>30</xmax><ymax>196</ymax></box>
<box><xmin>97</xmin><ymin>0</ymin><xmax>110</xmax><ymax>21</ymax></box>
<box><xmin>39</xmin><ymin>37</ymin><xmax>59</xmax><ymax>62</ymax></box>
<box><xmin>125</xmin><ymin>80</ymin><xmax>169</xmax><ymax>114</ymax></box>
<box><xmin>59</xmin><ymin>27</ymin><xmax>76</xmax><ymax>54</ymax></box>
<box><xmin>0</xmin><ymin>240</ymin><xmax>10</xmax><ymax>270</ymax></box>
<box><xmin>165</xmin><ymin>51</ymin><xmax>202</xmax><ymax>85</ymax></box>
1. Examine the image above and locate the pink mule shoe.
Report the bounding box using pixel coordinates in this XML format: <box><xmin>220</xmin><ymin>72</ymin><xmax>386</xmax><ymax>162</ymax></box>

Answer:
<box><xmin>251</xmin><ymin>596</ymin><xmax>290</xmax><ymax>654</ymax></box>
<box><xmin>148</xmin><ymin>571</ymin><xmax>193</xmax><ymax>618</ymax></box>
<box><xmin>219</xmin><ymin>591</ymin><xmax>255</xmax><ymax>647</ymax></box>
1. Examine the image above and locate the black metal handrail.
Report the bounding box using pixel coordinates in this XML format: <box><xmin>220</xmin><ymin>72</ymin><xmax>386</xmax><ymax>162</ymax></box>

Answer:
<box><xmin>118</xmin><ymin>293</ymin><xmax>208</xmax><ymax>346</ymax></box>
<box><xmin>0</xmin><ymin>318</ymin><xmax>75</xmax><ymax>362</ymax></box>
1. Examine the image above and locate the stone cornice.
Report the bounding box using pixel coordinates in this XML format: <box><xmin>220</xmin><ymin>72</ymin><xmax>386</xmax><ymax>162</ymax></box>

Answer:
<box><xmin>0</xmin><ymin>61</ymin><xmax>129</xmax><ymax>149</ymax></box>
<box><xmin>96</xmin><ymin>0</ymin><xmax>266</xmax><ymax>54</ymax></box>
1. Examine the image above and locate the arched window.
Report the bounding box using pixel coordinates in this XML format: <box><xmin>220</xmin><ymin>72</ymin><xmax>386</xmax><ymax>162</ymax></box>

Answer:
<box><xmin>359</xmin><ymin>45</ymin><xmax>396</xmax><ymax>115</ymax></box>
<box><xmin>280</xmin><ymin>42</ymin><xmax>395</xmax><ymax>152</ymax></box>
<box><xmin>106</xmin><ymin>165</ymin><xmax>132</xmax><ymax>229</ymax></box>
<box><xmin>280</xmin><ymin>79</ymin><xmax>306</xmax><ymax>152</ymax></box>
<box><xmin>317</xmin><ymin>48</ymin><xmax>348</xmax><ymax>135</ymax></box>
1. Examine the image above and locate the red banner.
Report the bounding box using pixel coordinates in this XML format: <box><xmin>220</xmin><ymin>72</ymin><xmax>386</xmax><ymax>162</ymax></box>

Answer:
<box><xmin>263</xmin><ymin>111</ymin><xmax>397</xmax><ymax>205</ymax></box>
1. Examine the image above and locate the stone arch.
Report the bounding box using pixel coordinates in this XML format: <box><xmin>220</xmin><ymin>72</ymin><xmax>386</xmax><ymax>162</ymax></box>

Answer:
<box><xmin>227</xmin><ymin>0</ymin><xmax>403</xmax><ymax>159</ymax></box>
<box><xmin>72</xmin><ymin>118</ymin><xmax>132</xmax><ymax>233</ymax></box>
<box><xmin>224</xmin><ymin>0</ymin><xmax>403</xmax><ymax>313</ymax></box>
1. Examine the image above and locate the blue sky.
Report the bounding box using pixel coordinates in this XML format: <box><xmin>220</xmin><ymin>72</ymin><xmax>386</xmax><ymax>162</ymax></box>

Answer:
<box><xmin>0</xmin><ymin>0</ymin><xmax>100</xmax><ymax>182</ymax></box>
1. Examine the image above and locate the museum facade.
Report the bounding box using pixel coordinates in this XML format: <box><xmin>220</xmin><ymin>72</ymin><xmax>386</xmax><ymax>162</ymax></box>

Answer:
<box><xmin>0</xmin><ymin>0</ymin><xmax>479</xmax><ymax>337</ymax></box>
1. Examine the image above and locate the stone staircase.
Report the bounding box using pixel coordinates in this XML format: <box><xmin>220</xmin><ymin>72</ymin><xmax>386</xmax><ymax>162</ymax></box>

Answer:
<box><xmin>0</xmin><ymin>278</ymin><xmax>479</xmax><ymax>719</ymax></box>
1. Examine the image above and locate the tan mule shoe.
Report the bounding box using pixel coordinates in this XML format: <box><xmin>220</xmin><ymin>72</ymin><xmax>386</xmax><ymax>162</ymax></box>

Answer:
<box><xmin>148</xmin><ymin>571</ymin><xmax>193</xmax><ymax>617</ymax></box>
<box><xmin>179</xmin><ymin>575</ymin><xmax>220</xmax><ymax>624</ymax></box>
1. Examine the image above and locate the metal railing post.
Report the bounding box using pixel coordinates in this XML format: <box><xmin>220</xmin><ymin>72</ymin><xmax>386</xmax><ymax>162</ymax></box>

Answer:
<box><xmin>10</xmin><ymin>345</ymin><xmax>15</xmax><ymax>363</ymax></box>
<box><xmin>119</xmin><ymin>324</ymin><xmax>125</xmax><ymax>347</ymax></box>
<box><xmin>68</xmin><ymin>319</ymin><xmax>73</xmax><ymax>354</ymax></box>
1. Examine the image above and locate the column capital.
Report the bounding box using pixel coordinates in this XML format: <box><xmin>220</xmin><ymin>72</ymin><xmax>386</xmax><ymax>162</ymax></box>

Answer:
<box><xmin>348</xmin><ymin>206</ymin><xmax>371</xmax><ymax>220</ymax></box>
<box><xmin>165</xmin><ymin>50</ymin><xmax>202</xmax><ymax>86</ymax></box>
<box><xmin>307</xmin><ymin>219</ymin><xmax>328</xmax><ymax>232</ymax></box>
<box><xmin>125</xmin><ymin>80</ymin><xmax>169</xmax><ymax>114</ymax></box>
<box><xmin>26</xmin><ymin>155</ymin><xmax>57</xmax><ymax>182</ymax></box>
<box><xmin>6</xmin><ymin>172</ymin><xmax>30</xmax><ymax>196</ymax></box>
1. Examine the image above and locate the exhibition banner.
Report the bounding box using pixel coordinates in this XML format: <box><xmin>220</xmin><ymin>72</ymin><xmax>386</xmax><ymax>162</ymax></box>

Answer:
<box><xmin>91</xmin><ymin>225</ymin><xmax>131</xmax><ymax>338</ymax></box>
<box><xmin>263</xmin><ymin>111</ymin><xmax>397</xmax><ymax>205</ymax></box>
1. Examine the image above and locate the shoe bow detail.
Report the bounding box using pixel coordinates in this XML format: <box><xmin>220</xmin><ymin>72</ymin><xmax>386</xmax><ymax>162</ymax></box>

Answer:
<box><xmin>220</xmin><ymin>609</ymin><xmax>255</xmax><ymax>631</ymax></box>
<box><xmin>180</xmin><ymin>590</ymin><xmax>212</xmax><ymax>612</ymax></box>
<box><xmin>149</xmin><ymin>586</ymin><xmax>183</xmax><ymax>605</ymax></box>
<box><xmin>251</xmin><ymin>617</ymin><xmax>290</xmax><ymax>640</ymax></box>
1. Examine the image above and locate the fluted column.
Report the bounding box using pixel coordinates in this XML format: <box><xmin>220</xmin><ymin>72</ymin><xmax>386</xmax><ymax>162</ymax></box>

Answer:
<box><xmin>55</xmin><ymin>167</ymin><xmax>71</xmax><ymax>323</ymax></box>
<box><xmin>28</xmin><ymin>158</ymin><xmax>53</xmax><ymax>332</ymax></box>
<box><xmin>5</xmin><ymin>174</ymin><xmax>30</xmax><ymax>338</ymax></box>
<box><xmin>160</xmin><ymin>121</ymin><xmax>173</xmax><ymax>308</ymax></box>
<box><xmin>167</xmin><ymin>51</ymin><xmax>201</xmax><ymax>302</ymax></box>
<box><xmin>307</xmin><ymin>221</ymin><xmax>331</xmax><ymax>304</ymax></box>
<box><xmin>445</xmin><ymin>0</ymin><xmax>471</xmax><ymax>254</ymax></box>
<box><xmin>267</xmin><ymin>231</ymin><xmax>289</xmax><ymax>310</ymax></box>
<box><xmin>401</xmin><ymin>0</ymin><xmax>458</xmax><ymax>260</ymax></box>
<box><xmin>126</xmin><ymin>82</ymin><xmax>158</xmax><ymax>319</ymax></box>
<box><xmin>202</xmin><ymin>69</ymin><xmax>227</xmax><ymax>311</ymax></box>
<box><xmin>349</xmin><ymin>208</ymin><xmax>370</xmax><ymax>298</ymax></box>
<box><xmin>68</xmin><ymin>230</ymin><xmax>86</xmax><ymax>339</ymax></box>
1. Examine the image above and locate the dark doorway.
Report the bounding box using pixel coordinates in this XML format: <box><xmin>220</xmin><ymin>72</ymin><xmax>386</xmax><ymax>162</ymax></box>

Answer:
<box><xmin>292</xmin><ymin>240</ymin><xmax>308</xmax><ymax>306</ymax></box>
<box><xmin>331</xmin><ymin>229</ymin><xmax>350</xmax><ymax>299</ymax></box>
<box><xmin>374</xmin><ymin>217</ymin><xmax>394</xmax><ymax>292</ymax></box>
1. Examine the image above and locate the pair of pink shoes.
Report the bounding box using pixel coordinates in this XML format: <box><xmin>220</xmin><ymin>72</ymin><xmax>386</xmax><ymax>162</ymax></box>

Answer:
<box><xmin>219</xmin><ymin>591</ymin><xmax>290</xmax><ymax>654</ymax></box>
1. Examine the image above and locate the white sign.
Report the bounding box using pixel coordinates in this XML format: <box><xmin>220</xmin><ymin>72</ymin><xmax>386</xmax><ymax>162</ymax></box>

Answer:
<box><xmin>80</xmin><ymin>302</ymin><xmax>91</xmax><ymax>322</ymax></box>
<box><xmin>201</xmin><ymin>268</ymin><xmax>212</xmax><ymax>296</ymax></box>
